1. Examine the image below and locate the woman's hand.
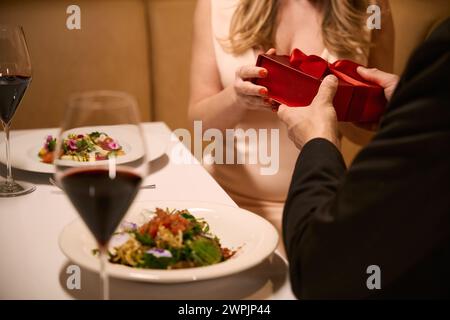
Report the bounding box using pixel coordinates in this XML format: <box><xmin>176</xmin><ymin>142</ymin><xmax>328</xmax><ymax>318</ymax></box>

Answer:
<box><xmin>232</xmin><ymin>65</ymin><xmax>272</xmax><ymax>111</ymax></box>
<box><xmin>232</xmin><ymin>48</ymin><xmax>278</xmax><ymax>111</ymax></box>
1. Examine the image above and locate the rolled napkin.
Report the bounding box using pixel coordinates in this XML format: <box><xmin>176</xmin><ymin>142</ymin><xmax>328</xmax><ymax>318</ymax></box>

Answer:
<box><xmin>254</xmin><ymin>49</ymin><xmax>387</xmax><ymax>122</ymax></box>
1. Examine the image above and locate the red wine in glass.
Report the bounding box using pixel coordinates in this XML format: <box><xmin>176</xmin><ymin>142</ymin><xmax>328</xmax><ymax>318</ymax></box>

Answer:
<box><xmin>60</xmin><ymin>167</ymin><xmax>142</xmax><ymax>246</ymax></box>
<box><xmin>0</xmin><ymin>25</ymin><xmax>35</xmax><ymax>197</ymax></box>
<box><xmin>0</xmin><ymin>75</ymin><xmax>31</xmax><ymax>124</ymax></box>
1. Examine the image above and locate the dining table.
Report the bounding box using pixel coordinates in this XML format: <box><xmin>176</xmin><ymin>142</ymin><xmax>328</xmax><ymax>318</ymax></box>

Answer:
<box><xmin>0</xmin><ymin>122</ymin><xmax>295</xmax><ymax>300</ymax></box>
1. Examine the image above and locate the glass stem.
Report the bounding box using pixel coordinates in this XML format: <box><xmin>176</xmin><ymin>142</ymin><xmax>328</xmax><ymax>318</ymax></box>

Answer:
<box><xmin>99</xmin><ymin>245</ymin><xmax>110</xmax><ymax>300</ymax></box>
<box><xmin>2</xmin><ymin>123</ymin><xmax>13</xmax><ymax>185</ymax></box>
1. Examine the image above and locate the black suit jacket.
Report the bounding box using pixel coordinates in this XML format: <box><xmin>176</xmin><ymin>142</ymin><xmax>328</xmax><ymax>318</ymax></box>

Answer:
<box><xmin>283</xmin><ymin>19</ymin><xmax>450</xmax><ymax>299</ymax></box>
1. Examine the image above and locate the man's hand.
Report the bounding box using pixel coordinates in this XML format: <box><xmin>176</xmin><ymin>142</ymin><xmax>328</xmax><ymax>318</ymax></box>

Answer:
<box><xmin>278</xmin><ymin>75</ymin><xmax>340</xmax><ymax>150</ymax></box>
<box><xmin>357</xmin><ymin>66</ymin><xmax>399</xmax><ymax>101</ymax></box>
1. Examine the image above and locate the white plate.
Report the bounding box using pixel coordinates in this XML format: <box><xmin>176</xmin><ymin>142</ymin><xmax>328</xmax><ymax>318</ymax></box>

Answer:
<box><xmin>0</xmin><ymin>127</ymin><xmax>168</xmax><ymax>173</ymax></box>
<box><xmin>59</xmin><ymin>200</ymin><xmax>279</xmax><ymax>283</ymax></box>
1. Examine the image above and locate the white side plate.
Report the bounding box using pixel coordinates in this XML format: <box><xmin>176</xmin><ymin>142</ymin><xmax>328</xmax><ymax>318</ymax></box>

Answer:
<box><xmin>0</xmin><ymin>127</ymin><xmax>168</xmax><ymax>173</ymax></box>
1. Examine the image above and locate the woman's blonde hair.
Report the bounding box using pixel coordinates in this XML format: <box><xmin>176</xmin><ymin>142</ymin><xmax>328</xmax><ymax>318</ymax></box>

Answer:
<box><xmin>222</xmin><ymin>0</ymin><xmax>371</xmax><ymax>60</ymax></box>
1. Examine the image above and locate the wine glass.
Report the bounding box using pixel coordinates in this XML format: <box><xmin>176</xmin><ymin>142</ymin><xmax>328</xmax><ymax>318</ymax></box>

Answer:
<box><xmin>0</xmin><ymin>25</ymin><xmax>35</xmax><ymax>197</ymax></box>
<box><xmin>54</xmin><ymin>91</ymin><xmax>148</xmax><ymax>299</ymax></box>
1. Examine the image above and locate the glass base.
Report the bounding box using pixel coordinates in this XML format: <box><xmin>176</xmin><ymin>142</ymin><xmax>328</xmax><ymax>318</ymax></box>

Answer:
<box><xmin>0</xmin><ymin>180</ymin><xmax>36</xmax><ymax>197</ymax></box>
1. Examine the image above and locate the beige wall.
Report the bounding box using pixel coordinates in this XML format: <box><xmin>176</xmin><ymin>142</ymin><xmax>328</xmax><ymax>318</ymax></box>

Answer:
<box><xmin>391</xmin><ymin>0</ymin><xmax>450</xmax><ymax>75</ymax></box>
<box><xmin>0</xmin><ymin>0</ymin><xmax>152</xmax><ymax>129</ymax></box>
<box><xmin>146</xmin><ymin>0</ymin><xmax>196</xmax><ymax>131</ymax></box>
<box><xmin>0</xmin><ymin>0</ymin><xmax>199</xmax><ymax>131</ymax></box>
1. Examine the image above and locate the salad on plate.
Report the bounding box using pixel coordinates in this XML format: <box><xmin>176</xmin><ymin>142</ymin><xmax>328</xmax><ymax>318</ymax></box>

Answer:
<box><xmin>38</xmin><ymin>131</ymin><xmax>124</xmax><ymax>163</ymax></box>
<box><xmin>102</xmin><ymin>208</ymin><xmax>236</xmax><ymax>270</ymax></box>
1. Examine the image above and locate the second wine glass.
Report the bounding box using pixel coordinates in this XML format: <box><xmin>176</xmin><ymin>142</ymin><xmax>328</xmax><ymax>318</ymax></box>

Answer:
<box><xmin>0</xmin><ymin>25</ymin><xmax>35</xmax><ymax>197</ymax></box>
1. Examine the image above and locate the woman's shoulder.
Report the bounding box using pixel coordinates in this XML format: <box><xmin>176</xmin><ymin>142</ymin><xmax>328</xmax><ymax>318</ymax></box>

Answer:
<box><xmin>211</xmin><ymin>0</ymin><xmax>240</xmax><ymax>11</ymax></box>
<box><xmin>210</xmin><ymin>0</ymin><xmax>240</xmax><ymax>37</ymax></box>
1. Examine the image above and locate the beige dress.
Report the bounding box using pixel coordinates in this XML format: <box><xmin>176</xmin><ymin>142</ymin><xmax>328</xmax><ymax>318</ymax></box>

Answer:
<box><xmin>206</xmin><ymin>0</ymin><xmax>340</xmax><ymax>233</ymax></box>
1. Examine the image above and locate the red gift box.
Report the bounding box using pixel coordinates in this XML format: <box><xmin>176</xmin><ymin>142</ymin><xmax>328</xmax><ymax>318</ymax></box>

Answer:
<box><xmin>253</xmin><ymin>49</ymin><xmax>387</xmax><ymax>122</ymax></box>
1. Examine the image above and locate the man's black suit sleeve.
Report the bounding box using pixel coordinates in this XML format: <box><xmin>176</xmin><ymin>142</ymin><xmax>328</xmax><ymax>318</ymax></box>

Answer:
<box><xmin>283</xmin><ymin>19</ymin><xmax>450</xmax><ymax>299</ymax></box>
<box><xmin>283</xmin><ymin>138</ymin><xmax>346</xmax><ymax>257</ymax></box>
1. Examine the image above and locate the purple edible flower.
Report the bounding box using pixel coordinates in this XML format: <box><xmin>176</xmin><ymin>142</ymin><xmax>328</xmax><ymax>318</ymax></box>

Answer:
<box><xmin>120</xmin><ymin>221</ymin><xmax>137</xmax><ymax>232</ymax></box>
<box><xmin>146</xmin><ymin>248</ymin><xmax>173</xmax><ymax>258</ymax></box>
<box><xmin>46</xmin><ymin>135</ymin><xmax>53</xmax><ymax>143</ymax></box>
<box><xmin>107</xmin><ymin>141</ymin><xmax>120</xmax><ymax>150</ymax></box>
<box><xmin>67</xmin><ymin>139</ymin><xmax>78</xmax><ymax>150</ymax></box>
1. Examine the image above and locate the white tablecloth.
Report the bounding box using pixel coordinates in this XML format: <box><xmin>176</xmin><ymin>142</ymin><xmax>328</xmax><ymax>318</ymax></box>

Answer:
<box><xmin>0</xmin><ymin>122</ymin><xmax>295</xmax><ymax>300</ymax></box>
